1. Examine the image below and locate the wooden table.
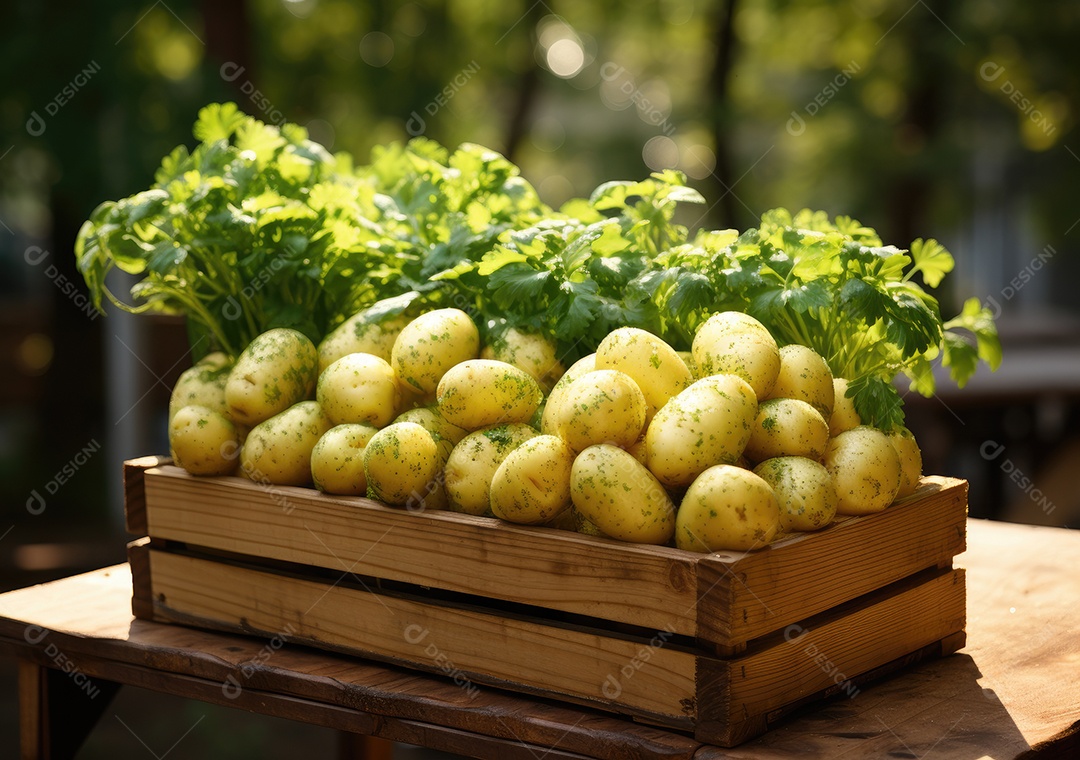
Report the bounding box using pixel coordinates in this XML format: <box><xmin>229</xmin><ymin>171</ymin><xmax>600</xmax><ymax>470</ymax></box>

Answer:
<box><xmin>1</xmin><ymin>518</ymin><xmax>1078</xmax><ymax>759</ymax></box>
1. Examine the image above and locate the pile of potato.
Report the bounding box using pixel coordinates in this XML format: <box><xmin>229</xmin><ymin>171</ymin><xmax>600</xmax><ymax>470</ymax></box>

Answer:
<box><xmin>168</xmin><ymin>307</ymin><xmax>922</xmax><ymax>553</ymax></box>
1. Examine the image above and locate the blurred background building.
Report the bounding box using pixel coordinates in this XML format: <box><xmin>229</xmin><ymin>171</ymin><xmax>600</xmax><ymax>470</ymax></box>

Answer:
<box><xmin>1</xmin><ymin>0</ymin><xmax>1078</xmax><ymax>755</ymax></box>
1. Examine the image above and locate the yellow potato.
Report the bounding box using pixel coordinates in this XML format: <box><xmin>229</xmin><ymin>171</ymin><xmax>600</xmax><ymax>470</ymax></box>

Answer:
<box><xmin>394</xmin><ymin>406</ymin><xmax>468</xmax><ymax>462</ymax></box>
<box><xmin>436</xmin><ymin>359</ymin><xmax>543</xmax><ymax>430</ymax></box>
<box><xmin>626</xmin><ymin>438</ymin><xmax>649</xmax><ymax>466</ymax></box>
<box><xmin>316</xmin><ymin>353</ymin><xmax>401</xmax><ymax>428</ymax></box>
<box><xmin>753</xmin><ymin>456</ymin><xmax>838</xmax><ymax>532</ymax></box>
<box><xmin>570</xmin><ymin>444</ymin><xmax>675</xmax><ymax>544</ymax></box>
<box><xmin>402</xmin><ymin>475</ymin><xmax>449</xmax><ymax>513</ymax></box>
<box><xmin>692</xmin><ymin>312</ymin><xmax>780</xmax><ymax>398</ymax></box>
<box><xmin>490</xmin><ymin>435</ymin><xmax>574</xmax><ymax>524</ymax></box>
<box><xmin>169</xmin><ymin>353</ymin><xmax>232</xmax><ymax>423</ymax></box>
<box><xmin>543</xmin><ymin>506</ymin><xmax>606</xmax><ymax>537</ymax></box>
<box><xmin>396</xmin><ymin>382</ymin><xmax>438</xmax><ymax>413</ymax></box>
<box><xmin>888</xmin><ymin>427</ymin><xmax>923</xmax><ymax>498</ymax></box>
<box><xmin>481</xmin><ymin>325</ymin><xmax>565</xmax><ymax>393</ymax></box>
<box><xmin>540</xmin><ymin>353</ymin><xmax>596</xmax><ymax>434</ymax></box>
<box><xmin>226</xmin><ymin>328</ymin><xmax>318</xmax><ymax>427</ymax></box>
<box><xmin>363</xmin><ymin>422</ymin><xmax>442</xmax><ymax>506</ymax></box>
<box><xmin>552</xmin><ymin>370</ymin><xmax>647</xmax><ymax>452</ymax></box>
<box><xmin>829</xmin><ymin>377</ymin><xmax>861</xmax><ymax>436</ymax></box>
<box><xmin>596</xmin><ymin>327</ymin><xmax>692</xmax><ymax>424</ymax></box>
<box><xmin>391</xmin><ymin>309</ymin><xmax>480</xmax><ymax>394</ymax></box>
<box><xmin>676</xmin><ymin>465</ymin><xmax>781</xmax><ymax>552</ymax></box>
<box><xmin>767</xmin><ymin>344</ymin><xmax>835</xmax><ymax>419</ymax></box>
<box><xmin>310</xmin><ymin>423</ymin><xmax>379</xmax><ymax>495</ymax></box>
<box><xmin>644</xmin><ymin>374</ymin><xmax>758</xmax><ymax>487</ymax></box>
<box><xmin>169</xmin><ymin>405</ymin><xmax>240</xmax><ymax>476</ymax></box>
<box><xmin>318</xmin><ymin>312</ymin><xmax>410</xmax><ymax>375</ymax></box>
<box><xmin>744</xmin><ymin>398</ymin><xmax>830</xmax><ymax>463</ymax></box>
<box><xmin>825</xmin><ymin>426</ymin><xmax>902</xmax><ymax>514</ymax></box>
<box><xmin>444</xmin><ymin>423</ymin><xmax>539</xmax><ymax>515</ymax></box>
<box><xmin>575</xmin><ymin>512</ymin><xmax>606</xmax><ymax>537</ymax></box>
<box><xmin>240</xmin><ymin>400</ymin><xmax>332</xmax><ymax>486</ymax></box>
<box><xmin>677</xmin><ymin>351</ymin><xmax>696</xmax><ymax>378</ymax></box>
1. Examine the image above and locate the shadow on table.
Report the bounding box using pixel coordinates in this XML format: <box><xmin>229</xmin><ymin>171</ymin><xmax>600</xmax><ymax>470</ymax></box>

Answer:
<box><xmin>697</xmin><ymin>653</ymin><xmax>1029</xmax><ymax>759</ymax></box>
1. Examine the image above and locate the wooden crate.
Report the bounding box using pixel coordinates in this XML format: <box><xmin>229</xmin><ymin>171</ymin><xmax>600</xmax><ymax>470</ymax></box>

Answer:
<box><xmin>123</xmin><ymin>456</ymin><xmax>967</xmax><ymax>747</ymax></box>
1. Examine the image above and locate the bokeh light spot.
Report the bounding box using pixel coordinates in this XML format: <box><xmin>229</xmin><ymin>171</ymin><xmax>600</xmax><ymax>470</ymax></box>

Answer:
<box><xmin>547</xmin><ymin>38</ymin><xmax>585</xmax><ymax>78</ymax></box>
<box><xmin>642</xmin><ymin>135</ymin><xmax>679</xmax><ymax>170</ymax></box>
<box><xmin>360</xmin><ymin>31</ymin><xmax>395</xmax><ymax>67</ymax></box>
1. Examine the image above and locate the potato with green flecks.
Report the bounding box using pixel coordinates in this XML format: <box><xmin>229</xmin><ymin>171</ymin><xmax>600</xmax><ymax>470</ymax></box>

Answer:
<box><xmin>363</xmin><ymin>422</ymin><xmax>441</xmax><ymax>506</ymax></box>
<box><xmin>753</xmin><ymin>456</ymin><xmax>837</xmax><ymax>532</ymax></box>
<box><xmin>169</xmin><ymin>353</ymin><xmax>232</xmax><ymax>423</ymax></box>
<box><xmin>481</xmin><ymin>325</ymin><xmax>565</xmax><ymax>393</ymax></box>
<box><xmin>766</xmin><ymin>344</ymin><xmax>835</xmax><ymax>419</ymax></box>
<box><xmin>744</xmin><ymin>398</ymin><xmax>830</xmax><ymax>463</ymax></box>
<box><xmin>393</xmin><ymin>406</ymin><xmax>468</xmax><ymax>462</ymax></box>
<box><xmin>644</xmin><ymin>374</ymin><xmax>758</xmax><ymax>488</ymax></box>
<box><xmin>829</xmin><ymin>377</ymin><xmax>861</xmax><ymax>436</ymax></box>
<box><xmin>692</xmin><ymin>312</ymin><xmax>780</xmax><ymax>397</ymax></box>
<box><xmin>888</xmin><ymin>427</ymin><xmax>923</xmax><ymax>498</ymax></box>
<box><xmin>169</xmin><ymin>404</ymin><xmax>240</xmax><ymax>476</ymax></box>
<box><xmin>240</xmin><ymin>400</ymin><xmax>331</xmax><ymax>486</ymax></box>
<box><xmin>570</xmin><ymin>444</ymin><xmax>674</xmax><ymax>544</ymax></box>
<box><xmin>677</xmin><ymin>351</ymin><xmax>696</xmax><ymax>377</ymax></box>
<box><xmin>391</xmin><ymin>309</ymin><xmax>480</xmax><ymax>394</ymax></box>
<box><xmin>317</xmin><ymin>352</ymin><xmax>401</xmax><ymax>428</ymax></box>
<box><xmin>444</xmin><ymin>423</ymin><xmax>539</xmax><ymax>515</ymax></box>
<box><xmin>552</xmin><ymin>369</ymin><xmax>647</xmax><ymax>452</ymax></box>
<box><xmin>595</xmin><ymin>327</ymin><xmax>692</xmax><ymax>425</ymax></box>
<box><xmin>490</xmin><ymin>435</ymin><xmax>574</xmax><ymax>524</ymax></box>
<box><xmin>310</xmin><ymin>423</ymin><xmax>379</xmax><ymax>495</ymax></box>
<box><xmin>437</xmin><ymin>359</ymin><xmax>543</xmax><ymax>431</ymax></box>
<box><xmin>676</xmin><ymin>465</ymin><xmax>781</xmax><ymax>552</ymax></box>
<box><xmin>825</xmin><ymin>426</ymin><xmax>902</xmax><ymax>514</ymax></box>
<box><xmin>318</xmin><ymin>311</ymin><xmax>410</xmax><ymax>374</ymax></box>
<box><xmin>540</xmin><ymin>353</ymin><xmax>596</xmax><ymax>435</ymax></box>
<box><xmin>541</xmin><ymin>506</ymin><xmax>605</xmax><ymax>535</ymax></box>
<box><xmin>226</xmin><ymin>328</ymin><xmax>318</xmax><ymax>427</ymax></box>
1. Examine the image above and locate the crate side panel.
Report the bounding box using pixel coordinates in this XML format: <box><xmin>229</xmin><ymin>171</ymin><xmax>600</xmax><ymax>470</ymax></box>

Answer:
<box><xmin>146</xmin><ymin>548</ymin><xmax>699</xmax><ymax>725</ymax></box>
<box><xmin>143</xmin><ymin>466</ymin><xmax>699</xmax><ymax>635</ymax></box>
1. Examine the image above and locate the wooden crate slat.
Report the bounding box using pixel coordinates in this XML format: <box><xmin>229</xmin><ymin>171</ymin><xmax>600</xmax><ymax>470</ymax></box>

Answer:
<box><xmin>145</xmin><ymin>548</ymin><xmax>700</xmax><ymax>727</ymax></box>
<box><xmin>140</xmin><ymin>465</ymin><xmax>699</xmax><ymax>637</ymax></box>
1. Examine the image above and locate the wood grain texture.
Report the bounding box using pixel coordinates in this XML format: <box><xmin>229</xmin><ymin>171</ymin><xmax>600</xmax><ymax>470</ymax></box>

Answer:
<box><xmin>18</xmin><ymin>661</ymin><xmax>42</xmax><ymax>760</ymax></box>
<box><xmin>127</xmin><ymin>538</ymin><xmax>153</xmax><ymax>620</ymax></box>
<box><xmin>1</xmin><ymin>521</ymin><xmax>1079</xmax><ymax>760</ymax></box>
<box><xmin>139</xmin><ymin>465</ymin><xmax>699</xmax><ymax>636</ymax></box>
<box><xmin>695</xmin><ymin>477</ymin><xmax>967</xmax><ymax>645</ymax></box>
<box><xmin>6</xmin><ymin>642</ymin><xmax>610</xmax><ymax>760</ymax></box>
<box><xmin>144</xmin><ymin>548</ymin><xmax>699</xmax><ymax>727</ymax></box>
<box><xmin>122</xmin><ymin>455</ymin><xmax>169</xmax><ymax>536</ymax></box>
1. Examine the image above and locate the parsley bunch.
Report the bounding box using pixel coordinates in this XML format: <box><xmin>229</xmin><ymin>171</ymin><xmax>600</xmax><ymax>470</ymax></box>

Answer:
<box><xmin>434</xmin><ymin>170</ymin><xmax>706</xmax><ymax>357</ymax></box>
<box><xmin>75</xmin><ymin>105</ymin><xmax>552</xmax><ymax>358</ymax></box>
<box><xmin>75</xmin><ymin>103</ymin><xmax>1000</xmax><ymax>431</ymax></box>
<box><xmin>638</xmin><ymin>209</ymin><xmax>1002</xmax><ymax>429</ymax></box>
<box><xmin>75</xmin><ymin>103</ymin><xmax>397</xmax><ymax>357</ymax></box>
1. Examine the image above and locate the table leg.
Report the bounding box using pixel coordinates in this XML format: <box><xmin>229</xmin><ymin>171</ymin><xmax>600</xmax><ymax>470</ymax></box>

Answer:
<box><xmin>19</xmin><ymin>659</ymin><xmax>121</xmax><ymax>760</ymax></box>
<box><xmin>338</xmin><ymin>731</ymin><xmax>395</xmax><ymax>760</ymax></box>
